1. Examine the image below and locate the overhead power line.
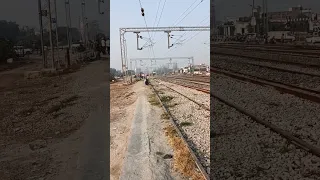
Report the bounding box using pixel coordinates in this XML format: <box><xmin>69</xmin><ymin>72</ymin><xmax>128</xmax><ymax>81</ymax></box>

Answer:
<box><xmin>153</xmin><ymin>0</ymin><xmax>206</xmax><ymax>45</ymax></box>
<box><xmin>138</xmin><ymin>0</ymin><xmax>155</xmax><ymax>58</ymax></box>
<box><xmin>151</xmin><ymin>0</ymin><xmax>162</xmax><ymax>38</ymax></box>
<box><xmin>170</xmin><ymin>15</ymin><xmax>209</xmax><ymax>48</ymax></box>
<box><xmin>173</xmin><ymin>0</ymin><xmax>205</xmax><ymax>26</ymax></box>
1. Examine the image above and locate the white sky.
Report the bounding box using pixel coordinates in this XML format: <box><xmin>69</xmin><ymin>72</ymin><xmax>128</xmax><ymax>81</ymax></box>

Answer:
<box><xmin>110</xmin><ymin>0</ymin><xmax>210</xmax><ymax>71</ymax></box>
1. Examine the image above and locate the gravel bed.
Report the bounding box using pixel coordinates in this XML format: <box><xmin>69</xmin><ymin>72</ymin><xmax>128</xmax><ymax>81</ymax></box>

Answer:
<box><xmin>212</xmin><ymin>55</ymin><xmax>320</xmax><ymax>91</ymax></box>
<box><xmin>212</xmin><ymin>73</ymin><xmax>320</xmax><ymax>148</ymax></box>
<box><xmin>214</xmin><ymin>47</ymin><xmax>320</xmax><ymax>66</ymax></box>
<box><xmin>212</xmin><ymin>99</ymin><xmax>320</xmax><ymax>180</ymax></box>
<box><xmin>152</xmin><ymin>80</ymin><xmax>210</xmax><ymax>172</ymax></box>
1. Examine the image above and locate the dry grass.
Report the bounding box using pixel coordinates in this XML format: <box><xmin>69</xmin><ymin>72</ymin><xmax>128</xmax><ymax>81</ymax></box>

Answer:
<box><xmin>164</xmin><ymin>125</ymin><xmax>205</xmax><ymax>180</ymax></box>
<box><xmin>161</xmin><ymin>112</ymin><xmax>170</xmax><ymax>119</ymax></box>
<box><xmin>148</xmin><ymin>94</ymin><xmax>161</xmax><ymax>107</ymax></box>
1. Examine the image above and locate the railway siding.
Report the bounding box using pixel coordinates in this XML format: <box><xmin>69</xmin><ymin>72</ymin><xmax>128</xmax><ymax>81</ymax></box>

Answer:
<box><xmin>212</xmin><ymin>56</ymin><xmax>320</xmax><ymax>91</ymax></box>
<box><xmin>214</xmin><ymin>47</ymin><xmax>320</xmax><ymax>67</ymax></box>
<box><xmin>151</xmin><ymin>78</ymin><xmax>210</xmax><ymax>175</ymax></box>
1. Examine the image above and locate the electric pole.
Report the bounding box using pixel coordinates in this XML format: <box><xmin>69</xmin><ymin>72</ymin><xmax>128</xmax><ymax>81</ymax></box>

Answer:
<box><xmin>265</xmin><ymin>0</ymin><xmax>269</xmax><ymax>33</ymax></box>
<box><xmin>38</xmin><ymin>0</ymin><xmax>46</xmax><ymax>68</ymax></box>
<box><xmin>65</xmin><ymin>0</ymin><xmax>72</xmax><ymax>67</ymax></box>
<box><xmin>48</xmin><ymin>0</ymin><xmax>55</xmax><ymax>69</ymax></box>
<box><xmin>81</xmin><ymin>0</ymin><xmax>88</xmax><ymax>46</ymax></box>
<box><xmin>53</xmin><ymin>0</ymin><xmax>60</xmax><ymax>68</ymax></box>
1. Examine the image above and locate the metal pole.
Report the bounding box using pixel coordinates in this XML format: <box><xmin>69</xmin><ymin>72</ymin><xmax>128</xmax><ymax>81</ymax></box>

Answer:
<box><xmin>68</xmin><ymin>2</ymin><xmax>72</xmax><ymax>45</ymax></box>
<box><xmin>38</xmin><ymin>0</ymin><xmax>46</xmax><ymax>68</ymax></box>
<box><xmin>65</xmin><ymin>0</ymin><xmax>71</xmax><ymax>66</ymax></box>
<box><xmin>48</xmin><ymin>0</ymin><xmax>55</xmax><ymax>69</ymax></box>
<box><xmin>81</xmin><ymin>0</ymin><xmax>87</xmax><ymax>46</ymax></box>
<box><xmin>54</xmin><ymin>0</ymin><xmax>60</xmax><ymax>68</ymax></box>
<box><xmin>252</xmin><ymin>0</ymin><xmax>254</xmax><ymax>16</ymax></box>
<box><xmin>167</xmin><ymin>32</ymin><xmax>170</xmax><ymax>49</ymax></box>
<box><xmin>262</xmin><ymin>0</ymin><xmax>265</xmax><ymax>34</ymax></box>
<box><xmin>266</xmin><ymin>0</ymin><xmax>269</xmax><ymax>33</ymax></box>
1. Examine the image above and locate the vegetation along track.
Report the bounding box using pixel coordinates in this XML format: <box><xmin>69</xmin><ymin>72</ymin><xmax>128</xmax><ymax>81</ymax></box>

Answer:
<box><xmin>149</xmin><ymin>79</ymin><xmax>210</xmax><ymax>180</ymax></box>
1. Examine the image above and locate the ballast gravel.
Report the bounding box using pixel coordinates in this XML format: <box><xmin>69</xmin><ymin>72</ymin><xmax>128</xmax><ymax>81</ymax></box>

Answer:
<box><xmin>211</xmin><ymin>73</ymin><xmax>320</xmax><ymax>179</ymax></box>
<box><xmin>152</xmin><ymin>79</ymin><xmax>210</xmax><ymax>173</ymax></box>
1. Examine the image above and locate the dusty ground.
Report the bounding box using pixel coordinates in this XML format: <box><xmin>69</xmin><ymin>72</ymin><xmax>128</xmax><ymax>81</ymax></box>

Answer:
<box><xmin>110</xmin><ymin>82</ymin><xmax>137</xmax><ymax>180</ymax></box>
<box><xmin>119</xmin><ymin>81</ymin><xmax>185</xmax><ymax>180</ymax></box>
<box><xmin>0</xmin><ymin>57</ymin><xmax>109</xmax><ymax>180</ymax></box>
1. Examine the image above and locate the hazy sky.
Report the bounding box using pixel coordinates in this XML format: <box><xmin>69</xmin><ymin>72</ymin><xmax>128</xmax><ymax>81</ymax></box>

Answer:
<box><xmin>110</xmin><ymin>0</ymin><xmax>210</xmax><ymax>70</ymax></box>
<box><xmin>215</xmin><ymin>0</ymin><xmax>320</xmax><ymax>21</ymax></box>
<box><xmin>0</xmin><ymin>0</ymin><xmax>109</xmax><ymax>34</ymax></box>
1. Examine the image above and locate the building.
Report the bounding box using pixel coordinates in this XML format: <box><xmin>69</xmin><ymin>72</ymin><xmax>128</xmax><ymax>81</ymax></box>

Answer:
<box><xmin>216</xmin><ymin>5</ymin><xmax>320</xmax><ymax>37</ymax></box>
<box><xmin>217</xmin><ymin>17</ymin><xmax>250</xmax><ymax>36</ymax></box>
<box><xmin>193</xmin><ymin>64</ymin><xmax>208</xmax><ymax>74</ymax></box>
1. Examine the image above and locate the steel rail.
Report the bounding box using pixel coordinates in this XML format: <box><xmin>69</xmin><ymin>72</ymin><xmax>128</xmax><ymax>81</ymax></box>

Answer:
<box><xmin>211</xmin><ymin>67</ymin><xmax>320</xmax><ymax>104</ymax></box>
<box><xmin>150</xmin><ymin>80</ymin><xmax>210</xmax><ymax>180</ymax></box>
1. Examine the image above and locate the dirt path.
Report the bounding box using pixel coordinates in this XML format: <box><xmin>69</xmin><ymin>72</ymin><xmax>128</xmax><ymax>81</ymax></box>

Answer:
<box><xmin>110</xmin><ymin>83</ymin><xmax>137</xmax><ymax>180</ymax></box>
<box><xmin>0</xmin><ymin>59</ymin><xmax>109</xmax><ymax>180</ymax></box>
<box><xmin>119</xmin><ymin>81</ymin><xmax>185</xmax><ymax>180</ymax></box>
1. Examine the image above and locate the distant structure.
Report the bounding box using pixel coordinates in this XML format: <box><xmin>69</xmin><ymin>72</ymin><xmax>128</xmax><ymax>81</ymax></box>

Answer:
<box><xmin>216</xmin><ymin>5</ymin><xmax>320</xmax><ymax>37</ymax></box>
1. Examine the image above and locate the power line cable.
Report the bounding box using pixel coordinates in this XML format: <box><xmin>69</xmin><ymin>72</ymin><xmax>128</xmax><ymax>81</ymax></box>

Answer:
<box><xmin>153</xmin><ymin>0</ymin><xmax>206</xmax><ymax>45</ymax></box>
<box><xmin>138</xmin><ymin>0</ymin><xmax>155</xmax><ymax>58</ymax></box>
<box><xmin>151</xmin><ymin>0</ymin><xmax>162</xmax><ymax>38</ymax></box>
<box><xmin>170</xmin><ymin>15</ymin><xmax>209</xmax><ymax>48</ymax></box>
<box><xmin>153</xmin><ymin>0</ymin><xmax>167</xmax><ymax>39</ymax></box>
<box><xmin>172</xmin><ymin>0</ymin><xmax>202</xmax><ymax>26</ymax></box>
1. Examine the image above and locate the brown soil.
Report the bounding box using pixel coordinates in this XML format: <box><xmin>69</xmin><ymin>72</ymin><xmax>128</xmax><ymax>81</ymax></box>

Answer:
<box><xmin>0</xmin><ymin>58</ymin><xmax>94</xmax><ymax>180</ymax></box>
<box><xmin>110</xmin><ymin>82</ymin><xmax>137</xmax><ymax>180</ymax></box>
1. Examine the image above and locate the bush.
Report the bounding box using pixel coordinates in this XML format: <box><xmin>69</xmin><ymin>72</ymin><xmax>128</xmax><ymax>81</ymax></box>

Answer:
<box><xmin>0</xmin><ymin>40</ymin><xmax>14</xmax><ymax>63</ymax></box>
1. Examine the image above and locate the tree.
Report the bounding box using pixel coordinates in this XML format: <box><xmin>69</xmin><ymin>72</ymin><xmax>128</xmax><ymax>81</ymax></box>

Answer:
<box><xmin>0</xmin><ymin>20</ymin><xmax>20</xmax><ymax>42</ymax></box>
<box><xmin>88</xmin><ymin>20</ymin><xmax>103</xmax><ymax>41</ymax></box>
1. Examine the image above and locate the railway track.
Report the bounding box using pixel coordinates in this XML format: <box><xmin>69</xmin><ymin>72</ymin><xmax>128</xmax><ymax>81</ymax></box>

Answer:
<box><xmin>212</xmin><ymin>45</ymin><xmax>320</xmax><ymax>178</ymax></box>
<box><xmin>211</xmin><ymin>65</ymin><xmax>320</xmax><ymax>157</ymax></box>
<box><xmin>158</xmin><ymin>76</ymin><xmax>210</xmax><ymax>94</ymax></box>
<box><xmin>150</xmin><ymin>79</ymin><xmax>210</xmax><ymax>180</ymax></box>
<box><xmin>211</xmin><ymin>91</ymin><xmax>320</xmax><ymax>159</ymax></box>
<box><xmin>214</xmin><ymin>43</ymin><xmax>320</xmax><ymax>52</ymax></box>
<box><xmin>211</xmin><ymin>67</ymin><xmax>320</xmax><ymax>104</ymax></box>
<box><xmin>213</xmin><ymin>55</ymin><xmax>320</xmax><ymax>78</ymax></box>
<box><xmin>213</xmin><ymin>44</ymin><xmax>320</xmax><ymax>58</ymax></box>
<box><xmin>166</xmin><ymin>75</ymin><xmax>210</xmax><ymax>84</ymax></box>
<box><xmin>213</xmin><ymin>48</ymin><xmax>320</xmax><ymax>68</ymax></box>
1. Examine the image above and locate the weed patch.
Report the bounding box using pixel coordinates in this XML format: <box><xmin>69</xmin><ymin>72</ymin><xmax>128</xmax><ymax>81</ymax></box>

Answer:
<box><xmin>164</xmin><ymin>125</ymin><xmax>204</xmax><ymax>180</ymax></box>
<box><xmin>161</xmin><ymin>112</ymin><xmax>170</xmax><ymax>120</ymax></box>
<box><xmin>180</xmin><ymin>121</ymin><xmax>193</xmax><ymax>127</ymax></box>
<box><xmin>148</xmin><ymin>94</ymin><xmax>161</xmax><ymax>107</ymax></box>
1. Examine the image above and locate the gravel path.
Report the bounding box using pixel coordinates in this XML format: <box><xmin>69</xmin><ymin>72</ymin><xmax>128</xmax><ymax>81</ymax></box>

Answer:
<box><xmin>212</xmin><ymin>55</ymin><xmax>320</xmax><ymax>91</ymax></box>
<box><xmin>152</xmin><ymin>79</ymin><xmax>210</xmax><ymax>173</ymax></box>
